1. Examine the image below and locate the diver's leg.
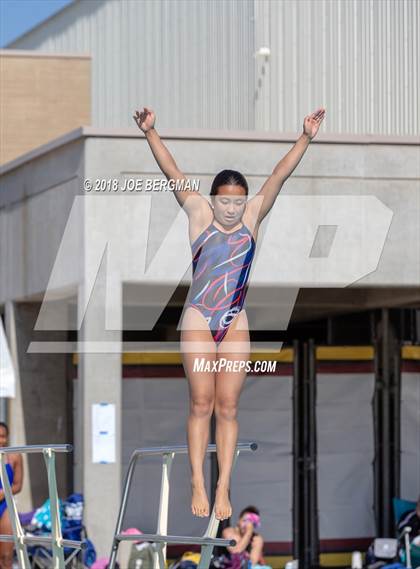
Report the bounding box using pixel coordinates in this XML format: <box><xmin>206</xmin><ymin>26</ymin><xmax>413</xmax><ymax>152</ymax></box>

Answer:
<box><xmin>214</xmin><ymin>310</ymin><xmax>250</xmax><ymax>521</ymax></box>
<box><xmin>181</xmin><ymin>306</ymin><xmax>217</xmax><ymax>517</ymax></box>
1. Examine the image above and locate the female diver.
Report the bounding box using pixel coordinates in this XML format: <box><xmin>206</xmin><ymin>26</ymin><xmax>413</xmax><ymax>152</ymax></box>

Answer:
<box><xmin>133</xmin><ymin>106</ymin><xmax>325</xmax><ymax>521</ymax></box>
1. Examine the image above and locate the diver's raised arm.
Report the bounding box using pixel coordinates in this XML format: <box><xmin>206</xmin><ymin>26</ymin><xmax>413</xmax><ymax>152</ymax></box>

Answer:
<box><xmin>248</xmin><ymin>107</ymin><xmax>326</xmax><ymax>223</ymax></box>
<box><xmin>133</xmin><ymin>107</ymin><xmax>206</xmax><ymax>215</ymax></box>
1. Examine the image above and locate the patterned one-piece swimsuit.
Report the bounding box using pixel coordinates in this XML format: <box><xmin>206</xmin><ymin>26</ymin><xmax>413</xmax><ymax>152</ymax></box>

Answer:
<box><xmin>187</xmin><ymin>220</ymin><xmax>256</xmax><ymax>345</ymax></box>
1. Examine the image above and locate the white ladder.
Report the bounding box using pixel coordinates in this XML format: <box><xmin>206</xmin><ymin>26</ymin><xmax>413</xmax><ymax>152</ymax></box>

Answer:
<box><xmin>0</xmin><ymin>444</ymin><xmax>86</xmax><ymax>569</ymax></box>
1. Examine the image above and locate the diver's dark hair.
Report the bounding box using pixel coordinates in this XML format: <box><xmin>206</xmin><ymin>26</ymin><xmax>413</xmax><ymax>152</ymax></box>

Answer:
<box><xmin>239</xmin><ymin>505</ymin><xmax>260</xmax><ymax>517</ymax></box>
<box><xmin>0</xmin><ymin>421</ymin><xmax>9</xmax><ymax>435</ymax></box>
<box><xmin>210</xmin><ymin>169</ymin><xmax>249</xmax><ymax>196</ymax></box>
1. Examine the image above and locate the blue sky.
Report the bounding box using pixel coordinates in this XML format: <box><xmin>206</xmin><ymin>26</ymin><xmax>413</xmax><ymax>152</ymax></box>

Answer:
<box><xmin>0</xmin><ymin>0</ymin><xmax>73</xmax><ymax>48</ymax></box>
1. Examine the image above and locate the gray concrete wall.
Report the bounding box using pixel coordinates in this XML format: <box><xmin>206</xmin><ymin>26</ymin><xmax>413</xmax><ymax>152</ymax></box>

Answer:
<box><xmin>0</xmin><ymin>136</ymin><xmax>84</xmax><ymax>303</ymax></box>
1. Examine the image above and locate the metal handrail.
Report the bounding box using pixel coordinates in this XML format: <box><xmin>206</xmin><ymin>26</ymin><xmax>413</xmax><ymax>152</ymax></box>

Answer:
<box><xmin>108</xmin><ymin>441</ymin><xmax>258</xmax><ymax>569</ymax></box>
<box><xmin>0</xmin><ymin>444</ymin><xmax>72</xmax><ymax>454</ymax></box>
<box><xmin>114</xmin><ymin>533</ymin><xmax>236</xmax><ymax>546</ymax></box>
<box><xmin>0</xmin><ymin>535</ymin><xmax>86</xmax><ymax>549</ymax></box>
<box><xmin>127</xmin><ymin>442</ymin><xmax>258</xmax><ymax>457</ymax></box>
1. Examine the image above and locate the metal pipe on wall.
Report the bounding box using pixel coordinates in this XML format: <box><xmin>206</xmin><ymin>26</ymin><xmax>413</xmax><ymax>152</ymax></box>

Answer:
<box><xmin>308</xmin><ymin>339</ymin><xmax>319</xmax><ymax>567</ymax></box>
<box><xmin>302</xmin><ymin>341</ymin><xmax>310</xmax><ymax>567</ymax></box>
<box><xmin>381</xmin><ymin>308</ymin><xmax>391</xmax><ymax>536</ymax></box>
<box><xmin>373</xmin><ymin>321</ymin><xmax>382</xmax><ymax>534</ymax></box>
<box><xmin>392</xmin><ymin>343</ymin><xmax>401</xmax><ymax>500</ymax></box>
<box><xmin>292</xmin><ymin>339</ymin><xmax>301</xmax><ymax>561</ymax></box>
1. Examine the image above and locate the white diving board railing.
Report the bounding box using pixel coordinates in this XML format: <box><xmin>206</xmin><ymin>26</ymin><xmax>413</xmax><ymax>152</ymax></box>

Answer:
<box><xmin>108</xmin><ymin>441</ymin><xmax>258</xmax><ymax>569</ymax></box>
<box><xmin>0</xmin><ymin>444</ymin><xmax>86</xmax><ymax>569</ymax></box>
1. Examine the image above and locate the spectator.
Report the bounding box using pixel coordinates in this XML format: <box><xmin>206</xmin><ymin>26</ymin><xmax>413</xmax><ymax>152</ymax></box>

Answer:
<box><xmin>398</xmin><ymin>495</ymin><xmax>420</xmax><ymax>545</ymax></box>
<box><xmin>222</xmin><ymin>506</ymin><xmax>268</xmax><ymax>569</ymax></box>
<box><xmin>0</xmin><ymin>421</ymin><xmax>23</xmax><ymax>569</ymax></box>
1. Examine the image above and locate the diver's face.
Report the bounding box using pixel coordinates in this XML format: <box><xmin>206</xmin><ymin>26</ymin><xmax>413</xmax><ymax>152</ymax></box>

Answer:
<box><xmin>212</xmin><ymin>185</ymin><xmax>247</xmax><ymax>227</ymax></box>
<box><xmin>0</xmin><ymin>426</ymin><xmax>8</xmax><ymax>447</ymax></box>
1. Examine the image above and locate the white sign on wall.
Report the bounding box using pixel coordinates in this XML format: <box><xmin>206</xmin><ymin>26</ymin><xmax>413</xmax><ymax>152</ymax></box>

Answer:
<box><xmin>92</xmin><ymin>403</ymin><xmax>116</xmax><ymax>463</ymax></box>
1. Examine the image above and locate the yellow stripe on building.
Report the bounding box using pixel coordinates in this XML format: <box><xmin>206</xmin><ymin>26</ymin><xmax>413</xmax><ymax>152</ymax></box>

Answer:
<box><xmin>73</xmin><ymin>348</ymin><xmax>295</xmax><ymax>366</ymax></box>
<box><xmin>316</xmin><ymin>346</ymin><xmax>374</xmax><ymax>360</ymax></box>
<box><xmin>401</xmin><ymin>345</ymin><xmax>420</xmax><ymax>359</ymax></box>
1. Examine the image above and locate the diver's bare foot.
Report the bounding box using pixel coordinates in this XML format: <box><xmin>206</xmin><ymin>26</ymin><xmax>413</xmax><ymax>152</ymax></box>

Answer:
<box><xmin>191</xmin><ymin>479</ymin><xmax>210</xmax><ymax>517</ymax></box>
<box><xmin>214</xmin><ymin>483</ymin><xmax>232</xmax><ymax>521</ymax></box>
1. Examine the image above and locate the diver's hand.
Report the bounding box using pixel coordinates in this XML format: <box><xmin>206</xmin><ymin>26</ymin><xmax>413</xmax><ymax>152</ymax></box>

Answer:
<box><xmin>133</xmin><ymin>107</ymin><xmax>156</xmax><ymax>133</ymax></box>
<box><xmin>303</xmin><ymin>107</ymin><xmax>326</xmax><ymax>140</ymax></box>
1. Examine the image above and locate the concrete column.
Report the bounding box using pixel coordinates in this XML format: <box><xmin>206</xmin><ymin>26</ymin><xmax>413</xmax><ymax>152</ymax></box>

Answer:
<box><xmin>78</xmin><ymin>254</ymin><xmax>122</xmax><ymax>557</ymax></box>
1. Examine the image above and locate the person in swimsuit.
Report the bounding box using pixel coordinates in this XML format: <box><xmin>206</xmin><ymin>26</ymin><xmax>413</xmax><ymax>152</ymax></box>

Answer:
<box><xmin>222</xmin><ymin>505</ymin><xmax>266</xmax><ymax>569</ymax></box>
<box><xmin>133</xmin><ymin>106</ymin><xmax>325</xmax><ymax>521</ymax></box>
<box><xmin>0</xmin><ymin>421</ymin><xmax>23</xmax><ymax>569</ymax></box>
<box><xmin>188</xmin><ymin>172</ymin><xmax>256</xmax><ymax>346</ymax></box>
